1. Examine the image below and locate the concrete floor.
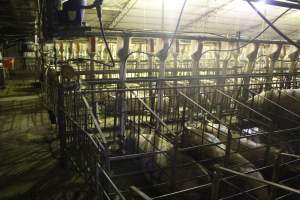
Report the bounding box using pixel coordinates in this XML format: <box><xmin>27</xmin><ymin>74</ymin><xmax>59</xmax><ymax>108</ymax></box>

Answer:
<box><xmin>0</xmin><ymin>74</ymin><xmax>94</xmax><ymax>200</ymax></box>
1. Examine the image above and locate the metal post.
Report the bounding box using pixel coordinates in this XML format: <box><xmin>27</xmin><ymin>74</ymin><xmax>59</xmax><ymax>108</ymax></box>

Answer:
<box><xmin>189</xmin><ymin>40</ymin><xmax>203</xmax><ymax>123</ymax></box>
<box><xmin>147</xmin><ymin>39</ymin><xmax>155</xmax><ymax>122</ymax></box>
<box><xmin>130</xmin><ymin>186</ymin><xmax>152</xmax><ymax>200</ymax></box>
<box><xmin>211</xmin><ymin>171</ymin><xmax>221</xmax><ymax>200</ymax></box>
<box><xmin>224</xmin><ymin>129</ymin><xmax>232</xmax><ymax>167</ymax></box>
<box><xmin>266</xmin><ymin>44</ymin><xmax>282</xmax><ymax>90</ymax></box>
<box><xmin>190</xmin><ymin>40</ymin><xmax>203</xmax><ymax>88</ymax></box>
<box><xmin>57</xmin><ymin>83</ymin><xmax>66</xmax><ymax>168</ymax></box>
<box><xmin>172</xmin><ymin>40</ymin><xmax>179</xmax><ymax>78</ymax></box>
<box><xmin>171</xmin><ymin>137</ymin><xmax>178</xmax><ymax>191</ymax></box>
<box><xmin>269</xmin><ymin>154</ymin><xmax>282</xmax><ymax>200</ymax></box>
<box><xmin>89</xmin><ymin>36</ymin><xmax>97</xmax><ymax>119</ymax></box>
<box><xmin>117</xmin><ymin>36</ymin><xmax>130</xmax><ymax>143</ymax></box>
<box><xmin>59</xmin><ymin>41</ymin><xmax>64</xmax><ymax>61</ymax></box>
<box><xmin>243</xmin><ymin>43</ymin><xmax>259</xmax><ymax>100</ymax></box>
<box><xmin>156</xmin><ymin>38</ymin><xmax>169</xmax><ymax>123</ymax></box>
<box><xmin>287</xmin><ymin>44</ymin><xmax>300</xmax><ymax>88</ymax></box>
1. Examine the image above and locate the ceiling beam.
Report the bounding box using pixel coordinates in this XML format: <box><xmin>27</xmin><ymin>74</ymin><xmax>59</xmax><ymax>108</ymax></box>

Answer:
<box><xmin>109</xmin><ymin>0</ymin><xmax>138</xmax><ymax>29</ymax></box>
<box><xmin>245</xmin><ymin>0</ymin><xmax>300</xmax><ymax>9</ymax></box>
<box><xmin>269</xmin><ymin>30</ymin><xmax>299</xmax><ymax>40</ymax></box>
<box><xmin>239</xmin><ymin>10</ymin><xmax>296</xmax><ymax>34</ymax></box>
<box><xmin>180</xmin><ymin>0</ymin><xmax>234</xmax><ymax>31</ymax></box>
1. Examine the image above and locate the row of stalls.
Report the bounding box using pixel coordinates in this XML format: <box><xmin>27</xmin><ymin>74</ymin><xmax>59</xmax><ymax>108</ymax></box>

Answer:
<box><xmin>43</xmin><ymin>32</ymin><xmax>300</xmax><ymax>200</ymax></box>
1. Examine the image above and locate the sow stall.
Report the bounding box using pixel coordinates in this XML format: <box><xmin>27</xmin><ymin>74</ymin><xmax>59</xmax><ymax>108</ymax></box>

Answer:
<box><xmin>42</xmin><ymin>33</ymin><xmax>300</xmax><ymax>200</ymax></box>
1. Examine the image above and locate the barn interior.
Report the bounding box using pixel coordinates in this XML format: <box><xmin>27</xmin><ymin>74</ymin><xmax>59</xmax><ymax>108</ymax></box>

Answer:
<box><xmin>1</xmin><ymin>0</ymin><xmax>300</xmax><ymax>199</ymax></box>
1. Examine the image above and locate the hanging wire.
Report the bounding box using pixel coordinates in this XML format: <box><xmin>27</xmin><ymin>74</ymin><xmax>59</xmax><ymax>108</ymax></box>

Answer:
<box><xmin>197</xmin><ymin>7</ymin><xmax>291</xmax><ymax>59</ymax></box>
<box><xmin>246</xmin><ymin>0</ymin><xmax>300</xmax><ymax>49</ymax></box>
<box><xmin>124</xmin><ymin>0</ymin><xmax>188</xmax><ymax>63</ymax></box>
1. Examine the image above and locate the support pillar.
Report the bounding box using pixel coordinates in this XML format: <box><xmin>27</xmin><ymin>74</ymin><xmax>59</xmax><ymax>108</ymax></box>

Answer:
<box><xmin>88</xmin><ymin>36</ymin><xmax>97</xmax><ymax>118</ymax></box>
<box><xmin>117</xmin><ymin>36</ymin><xmax>130</xmax><ymax>144</ymax></box>
<box><xmin>59</xmin><ymin>41</ymin><xmax>64</xmax><ymax>61</ymax></box>
<box><xmin>57</xmin><ymin>83</ymin><xmax>66</xmax><ymax>168</ymax></box>
<box><xmin>287</xmin><ymin>43</ymin><xmax>300</xmax><ymax>88</ymax></box>
<box><xmin>266</xmin><ymin>44</ymin><xmax>282</xmax><ymax>90</ymax></box>
<box><xmin>156</xmin><ymin>38</ymin><xmax>169</xmax><ymax>117</ymax></box>
<box><xmin>217</xmin><ymin>42</ymin><xmax>232</xmax><ymax>89</ymax></box>
<box><xmin>190</xmin><ymin>40</ymin><xmax>203</xmax><ymax>91</ymax></box>
<box><xmin>172</xmin><ymin>40</ymin><xmax>180</xmax><ymax>78</ymax></box>
<box><xmin>242</xmin><ymin>43</ymin><xmax>260</xmax><ymax>100</ymax></box>
<box><xmin>189</xmin><ymin>40</ymin><xmax>203</xmax><ymax>124</ymax></box>
<box><xmin>147</xmin><ymin>39</ymin><xmax>155</xmax><ymax>115</ymax></box>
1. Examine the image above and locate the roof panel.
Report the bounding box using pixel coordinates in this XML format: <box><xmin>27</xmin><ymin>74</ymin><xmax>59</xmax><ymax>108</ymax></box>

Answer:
<box><xmin>83</xmin><ymin>0</ymin><xmax>300</xmax><ymax>40</ymax></box>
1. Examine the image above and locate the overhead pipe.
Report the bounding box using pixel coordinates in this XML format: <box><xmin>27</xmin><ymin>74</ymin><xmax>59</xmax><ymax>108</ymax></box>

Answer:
<box><xmin>54</xmin><ymin>31</ymin><xmax>289</xmax><ymax>45</ymax></box>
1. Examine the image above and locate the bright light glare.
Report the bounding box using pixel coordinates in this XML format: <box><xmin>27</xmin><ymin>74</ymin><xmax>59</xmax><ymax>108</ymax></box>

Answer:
<box><xmin>256</xmin><ymin>0</ymin><xmax>267</xmax><ymax>10</ymax></box>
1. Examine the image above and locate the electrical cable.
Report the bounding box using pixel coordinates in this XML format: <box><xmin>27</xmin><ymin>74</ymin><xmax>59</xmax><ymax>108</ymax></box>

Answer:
<box><xmin>165</xmin><ymin>0</ymin><xmax>188</xmax><ymax>53</ymax></box>
<box><xmin>124</xmin><ymin>0</ymin><xmax>290</xmax><ymax>64</ymax></box>
<box><xmin>78</xmin><ymin>0</ymin><xmax>115</xmax><ymax>67</ymax></box>
<box><xmin>124</xmin><ymin>0</ymin><xmax>188</xmax><ymax>63</ymax></box>
<box><xmin>95</xmin><ymin>0</ymin><xmax>115</xmax><ymax>67</ymax></box>
<box><xmin>197</xmin><ymin>8</ymin><xmax>291</xmax><ymax>59</ymax></box>
<box><xmin>246</xmin><ymin>0</ymin><xmax>300</xmax><ymax>49</ymax></box>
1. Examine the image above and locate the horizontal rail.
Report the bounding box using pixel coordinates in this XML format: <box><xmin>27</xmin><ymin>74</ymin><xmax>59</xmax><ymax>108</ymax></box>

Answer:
<box><xmin>55</xmin><ymin>30</ymin><xmax>289</xmax><ymax>45</ymax></box>
<box><xmin>128</xmin><ymin>87</ymin><xmax>177</xmax><ymax>141</ymax></box>
<box><xmin>217</xmin><ymin>166</ymin><xmax>300</xmax><ymax>195</ymax></box>
<box><xmin>216</xmin><ymin>89</ymin><xmax>273</xmax><ymax>125</ymax></box>
<box><xmin>166</xmin><ymin>82</ymin><xmax>229</xmax><ymax>129</ymax></box>
<box><xmin>82</xmin><ymin>72</ymin><xmax>300</xmax><ymax>84</ymax></box>
<box><xmin>152</xmin><ymin>183</ymin><xmax>212</xmax><ymax>200</ymax></box>
<box><xmin>248</xmin><ymin>89</ymin><xmax>300</xmax><ymax>120</ymax></box>
<box><xmin>280</xmin><ymin>152</ymin><xmax>300</xmax><ymax>159</ymax></box>
<box><xmin>82</xmin><ymin>95</ymin><xmax>108</xmax><ymax>146</ymax></box>
<box><xmin>97</xmin><ymin>163</ymin><xmax>127</xmax><ymax>200</ymax></box>
<box><xmin>130</xmin><ymin>186</ymin><xmax>152</xmax><ymax>200</ymax></box>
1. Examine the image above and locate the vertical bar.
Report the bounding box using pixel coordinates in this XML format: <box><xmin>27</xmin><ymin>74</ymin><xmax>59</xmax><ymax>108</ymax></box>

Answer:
<box><xmin>189</xmin><ymin>40</ymin><xmax>203</xmax><ymax>124</ymax></box>
<box><xmin>57</xmin><ymin>83</ymin><xmax>66</xmax><ymax>168</ymax></box>
<box><xmin>266</xmin><ymin>44</ymin><xmax>282</xmax><ymax>90</ymax></box>
<box><xmin>89</xmin><ymin>36</ymin><xmax>97</xmax><ymax>118</ymax></box>
<box><xmin>287</xmin><ymin>45</ymin><xmax>300</xmax><ymax>88</ymax></box>
<box><xmin>117</xmin><ymin>36</ymin><xmax>130</xmax><ymax>143</ymax></box>
<box><xmin>224</xmin><ymin>129</ymin><xmax>232</xmax><ymax>167</ymax></box>
<box><xmin>156</xmin><ymin>38</ymin><xmax>169</xmax><ymax>130</ymax></box>
<box><xmin>269</xmin><ymin>154</ymin><xmax>281</xmax><ymax>200</ymax></box>
<box><xmin>243</xmin><ymin>43</ymin><xmax>259</xmax><ymax>100</ymax></box>
<box><xmin>211</xmin><ymin>171</ymin><xmax>220</xmax><ymax>200</ymax></box>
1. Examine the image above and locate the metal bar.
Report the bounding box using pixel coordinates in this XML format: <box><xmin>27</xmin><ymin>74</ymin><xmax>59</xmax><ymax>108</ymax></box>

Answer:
<box><xmin>270</xmin><ymin>155</ymin><xmax>282</xmax><ymax>200</ymax></box>
<box><xmin>57</xmin><ymin>83</ymin><xmax>66</xmax><ymax>168</ymax></box>
<box><xmin>96</xmin><ymin>163</ymin><xmax>127</xmax><ymax>200</ymax></box>
<box><xmin>248</xmin><ymin>89</ymin><xmax>300</xmax><ymax>120</ymax></box>
<box><xmin>152</xmin><ymin>183</ymin><xmax>212</xmax><ymax>200</ymax></box>
<box><xmin>130</xmin><ymin>186</ymin><xmax>152</xmax><ymax>200</ymax></box>
<box><xmin>217</xmin><ymin>166</ymin><xmax>300</xmax><ymax>195</ymax></box>
<box><xmin>109</xmin><ymin>0</ymin><xmax>138</xmax><ymax>28</ymax></box>
<box><xmin>246</xmin><ymin>0</ymin><xmax>300</xmax><ymax>9</ymax></box>
<box><xmin>82</xmin><ymin>73</ymin><xmax>300</xmax><ymax>85</ymax></box>
<box><xmin>109</xmin><ymin>150</ymin><xmax>168</xmax><ymax>161</ymax></box>
<box><xmin>54</xmin><ymin>30</ymin><xmax>289</xmax><ymax>45</ymax></box>
<box><xmin>216</xmin><ymin>89</ymin><xmax>273</xmax><ymax>124</ymax></box>
<box><xmin>181</xmin><ymin>0</ymin><xmax>233</xmax><ymax>30</ymax></box>
<box><xmin>128</xmin><ymin>88</ymin><xmax>177</xmax><ymax>139</ymax></box>
<box><xmin>280</xmin><ymin>152</ymin><xmax>300</xmax><ymax>159</ymax></box>
<box><xmin>82</xmin><ymin>96</ymin><xmax>107</xmax><ymax>146</ymax></box>
<box><xmin>166</xmin><ymin>82</ymin><xmax>228</xmax><ymax>128</ymax></box>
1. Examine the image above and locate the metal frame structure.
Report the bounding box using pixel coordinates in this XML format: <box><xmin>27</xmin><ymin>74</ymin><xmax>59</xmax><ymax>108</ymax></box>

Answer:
<box><xmin>42</xmin><ymin>34</ymin><xmax>300</xmax><ymax>200</ymax></box>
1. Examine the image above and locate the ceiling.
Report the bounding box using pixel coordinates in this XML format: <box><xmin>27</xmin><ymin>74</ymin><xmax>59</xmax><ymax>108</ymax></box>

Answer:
<box><xmin>85</xmin><ymin>0</ymin><xmax>300</xmax><ymax>41</ymax></box>
<box><xmin>0</xmin><ymin>0</ymin><xmax>299</xmax><ymax>42</ymax></box>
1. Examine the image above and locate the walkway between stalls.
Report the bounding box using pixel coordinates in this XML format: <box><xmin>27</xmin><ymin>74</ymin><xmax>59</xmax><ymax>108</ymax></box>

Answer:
<box><xmin>0</xmin><ymin>71</ymin><xmax>95</xmax><ymax>200</ymax></box>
